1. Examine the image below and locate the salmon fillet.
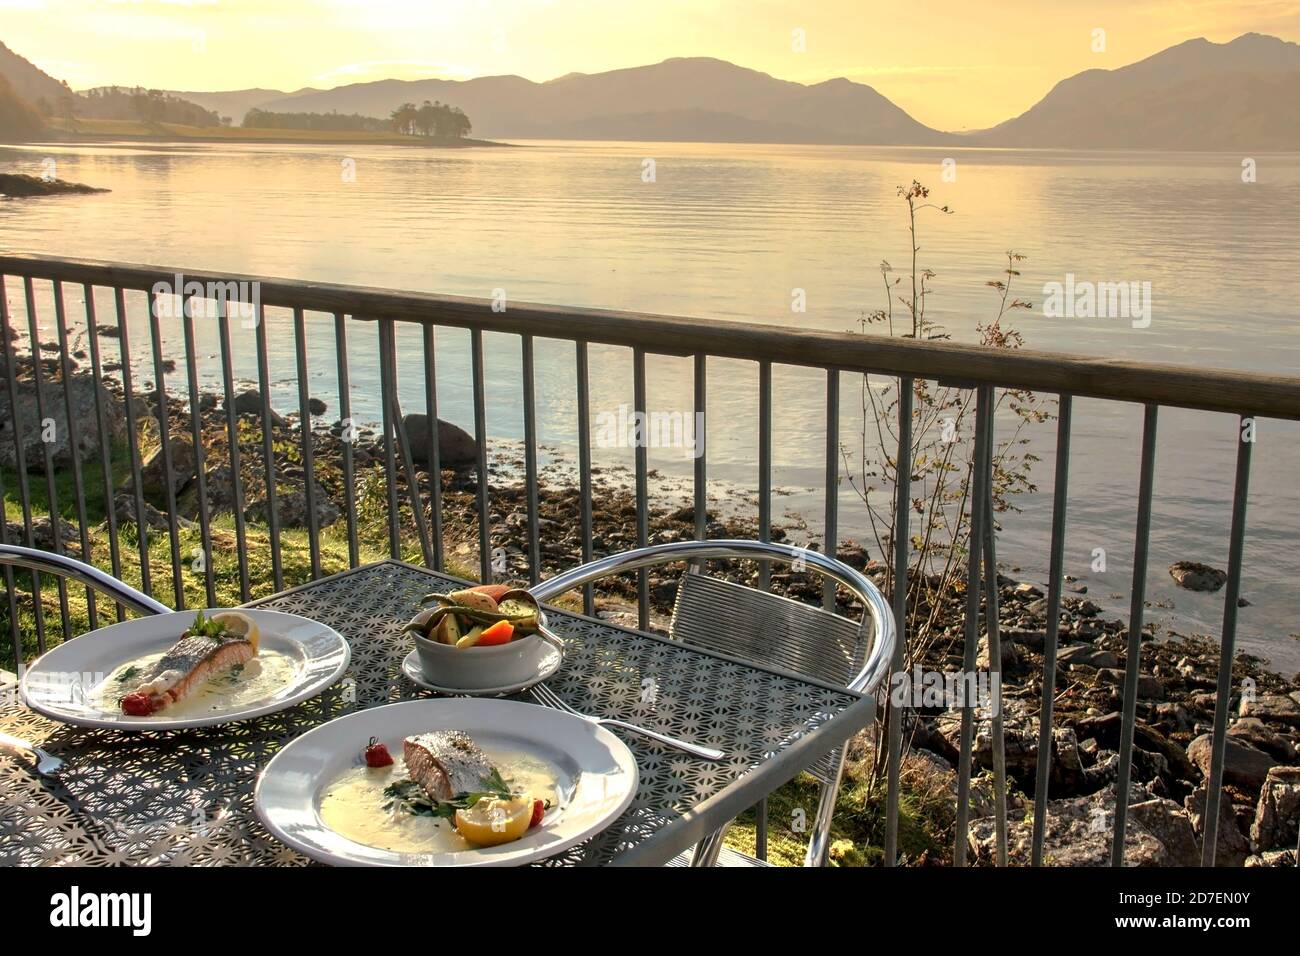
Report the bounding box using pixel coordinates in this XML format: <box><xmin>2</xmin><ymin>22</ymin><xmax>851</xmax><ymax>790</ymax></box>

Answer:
<box><xmin>403</xmin><ymin>731</ymin><xmax>497</xmax><ymax>800</ymax></box>
<box><xmin>121</xmin><ymin>632</ymin><xmax>255</xmax><ymax>715</ymax></box>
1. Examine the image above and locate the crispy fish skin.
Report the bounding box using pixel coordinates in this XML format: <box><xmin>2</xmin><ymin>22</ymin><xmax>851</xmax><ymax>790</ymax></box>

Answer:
<box><xmin>403</xmin><ymin>731</ymin><xmax>497</xmax><ymax>800</ymax></box>
<box><xmin>123</xmin><ymin>633</ymin><xmax>255</xmax><ymax>714</ymax></box>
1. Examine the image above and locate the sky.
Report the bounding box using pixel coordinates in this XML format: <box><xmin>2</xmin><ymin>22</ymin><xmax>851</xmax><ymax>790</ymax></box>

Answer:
<box><xmin>3</xmin><ymin>0</ymin><xmax>1299</xmax><ymax>129</ymax></box>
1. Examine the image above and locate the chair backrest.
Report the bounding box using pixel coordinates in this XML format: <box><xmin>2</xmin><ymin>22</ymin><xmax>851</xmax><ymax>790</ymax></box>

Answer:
<box><xmin>669</xmin><ymin>572</ymin><xmax>867</xmax><ymax>688</ymax></box>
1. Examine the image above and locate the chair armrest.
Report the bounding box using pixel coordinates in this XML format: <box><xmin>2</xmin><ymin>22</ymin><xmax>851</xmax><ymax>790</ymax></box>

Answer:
<box><xmin>528</xmin><ymin>539</ymin><xmax>895</xmax><ymax>695</ymax></box>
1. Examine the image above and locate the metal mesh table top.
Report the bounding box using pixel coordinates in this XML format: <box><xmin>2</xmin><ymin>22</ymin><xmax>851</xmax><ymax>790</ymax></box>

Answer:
<box><xmin>0</xmin><ymin>560</ymin><xmax>869</xmax><ymax>866</ymax></box>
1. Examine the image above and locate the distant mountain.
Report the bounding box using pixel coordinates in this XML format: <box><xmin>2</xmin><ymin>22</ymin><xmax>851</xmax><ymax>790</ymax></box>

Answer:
<box><xmin>161</xmin><ymin>87</ymin><xmax>321</xmax><ymax>124</ymax></box>
<box><xmin>0</xmin><ymin>40</ymin><xmax>72</xmax><ymax>110</ymax></box>
<box><xmin>973</xmin><ymin>33</ymin><xmax>1300</xmax><ymax>149</ymax></box>
<box><xmin>248</xmin><ymin>57</ymin><xmax>951</xmax><ymax>145</ymax></box>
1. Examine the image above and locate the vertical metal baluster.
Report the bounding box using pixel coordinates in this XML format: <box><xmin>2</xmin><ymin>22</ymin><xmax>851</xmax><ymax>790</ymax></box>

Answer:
<box><xmin>1032</xmin><ymin>394</ymin><xmax>1072</xmax><ymax>865</ymax></box>
<box><xmin>1111</xmin><ymin>403</ymin><xmax>1159</xmax><ymax>867</ymax></box>
<box><xmin>0</xmin><ymin>461</ymin><xmax>18</xmax><ymax>668</ymax></box>
<box><xmin>1200</xmin><ymin>415</ymin><xmax>1253</xmax><ymax>866</ymax></box>
<box><xmin>114</xmin><ymin>288</ymin><xmax>152</xmax><ymax>598</ymax></box>
<box><xmin>980</xmin><ymin>393</ymin><xmax>1008</xmax><ymax>867</ymax></box>
<box><xmin>146</xmin><ymin>286</ymin><xmax>184</xmax><ymax>609</ymax></box>
<box><xmin>217</xmin><ymin>302</ymin><xmax>251</xmax><ymax>601</ymax></box>
<box><xmin>471</xmin><ymin>328</ymin><xmax>491</xmax><ymax>583</ymax></box>
<box><xmin>0</xmin><ymin>277</ymin><xmax>25</xmax><ymax>665</ymax></box>
<box><xmin>954</xmin><ymin>385</ymin><xmax>990</xmax><ymax>866</ymax></box>
<box><xmin>335</xmin><ymin>314</ymin><xmax>359</xmax><ymax>569</ymax></box>
<box><xmin>522</xmin><ymin>334</ymin><xmax>541</xmax><ymax>586</ymax></box>
<box><xmin>377</xmin><ymin>320</ymin><xmax>401</xmax><ymax>559</ymax></box>
<box><xmin>421</xmin><ymin>325</ymin><xmax>443</xmax><ymax>572</ymax></box>
<box><xmin>254</xmin><ymin>303</ymin><xmax>284</xmax><ymax>590</ymax></box>
<box><xmin>693</xmin><ymin>354</ymin><xmax>707</xmax><ymax>544</ymax></box>
<box><xmin>52</xmin><ymin>281</ymin><xmax>98</xmax><ymax>628</ymax></box>
<box><xmin>753</xmin><ymin>359</ymin><xmax>773</xmax><ymax>861</ymax></box>
<box><xmin>757</xmin><ymin>360</ymin><xmax>772</xmax><ymax>590</ymax></box>
<box><xmin>292</xmin><ymin>308</ymin><xmax>322</xmax><ymax>579</ymax></box>
<box><xmin>822</xmin><ymin>369</ymin><xmax>839</xmax><ymax>611</ymax></box>
<box><xmin>576</xmin><ymin>342</ymin><xmax>595</xmax><ymax>614</ymax></box>
<box><xmin>633</xmin><ymin>347</ymin><xmax>649</xmax><ymax>630</ymax></box>
<box><xmin>181</xmin><ymin>295</ymin><xmax>215</xmax><ymax>607</ymax></box>
<box><xmin>390</xmin><ymin>393</ymin><xmax>435</xmax><ymax>567</ymax></box>
<box><xmin>24</xmin><ymin>277</ymin><xmax>72</xmax><ymax>639</ymax></box>
<box><xmin>884</xmin><ymin>376</ymin><xmax>913</xmax><ymax>866</ymax></box>
<box><xmin>83</xmin><ymin>284</ymin><xmax>124</xmax><ymax>620</ymax></box>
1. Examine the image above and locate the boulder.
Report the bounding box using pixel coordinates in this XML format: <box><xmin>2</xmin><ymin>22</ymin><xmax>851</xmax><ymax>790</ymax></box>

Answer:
<box><xmin>4</xmin><ymin>516</ymin><xmax>82</xmax><ymax>558</ymax></box>
<box><xmin>0</xmin><ymin>370</ymin><xmax>126</xmax><ymax>472</ymax></box>
<box><xmin>1168</xmin><ymin>560</ymin><xmax>1227</xmax><ymax>592</ymax></box>
<box><xmin>1186</xmin><ymin>734</ymin><xmax>1277</xmax><ymax>794</ymax></box>
<box><xmin>1096</xmin><ymin>668</ymin><xmax>1164</xmax><ymax>700</ymax></box>
<box><xmin>137</xmin><ymin>433</ymin><xmax>198</xmax><ymax>499</ymax></box>
<box><xmin>1239</xmin><ymin>693</ymin><xmax>1300</xmax><ymax>727</ymax></box>
<box><xmin>244</xmin><ymin>483</ymin><xmax>339</xmax><ymax>529</ymax></box>
<box><xmin>1250</xmin><ymin>766</ymin><xmax>1300</xmax><ymax>851</ymax></box>
<box><xmin>223</xmin><ymin>388</ymin><xmax>287</xmax><ymax>427</ymax></box>
<box><xmin>400</xmin><ymin>413</ymin><xmax>478</xmax><ymax>468</ymax></box>
<box><xmin>1227</xmin><ymin>718</ymin><xmax>1297</xmax><ymax>761</ymax></box>
<box><xmin>1058</xmin><ymin>644</ymin><xmax>1119</xmax><ymax>670</ymax></box>
<box><xmin>1184</xmin><ymin>781</ymin><xmax>1251</xmax><ymax>866</ymax></box>
<box><xmin>113</xmin><ymin>493</ymin><xmax>195</xmax><ymax>532</ymax></box>
<box><xmin>969</xmin><ymin>784</ymin><xmax>1188</xmax><ymax>866</ymax></box>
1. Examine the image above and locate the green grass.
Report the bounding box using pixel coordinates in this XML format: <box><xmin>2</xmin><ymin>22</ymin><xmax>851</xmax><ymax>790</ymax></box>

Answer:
<box><xmin>0</xmin><ymin>437</ymin><xmax>464</xmax><ymax>670</ymax></box>
<box><xmin>725</xmin><ymin>755</ymin><xmax>957</xmax><ymax>866</ymax></box>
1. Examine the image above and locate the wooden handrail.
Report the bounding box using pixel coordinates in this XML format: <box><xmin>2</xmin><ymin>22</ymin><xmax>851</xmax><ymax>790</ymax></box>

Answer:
<box><xmin>3</xmin><ymin>252</ymin><xmax>1297</xmax><ymax>420</ymax></box>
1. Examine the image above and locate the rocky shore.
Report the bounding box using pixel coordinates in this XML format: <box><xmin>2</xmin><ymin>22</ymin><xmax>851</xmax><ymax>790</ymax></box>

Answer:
<box><xmin>2</xmin><ymin>336</ymin><xmax>1298</xmax><ymax>867</ymax></box>
<box><xmin>0</xmin><ymin>173</ymin><xmax>109</xmax><ymax>198</ymax></box>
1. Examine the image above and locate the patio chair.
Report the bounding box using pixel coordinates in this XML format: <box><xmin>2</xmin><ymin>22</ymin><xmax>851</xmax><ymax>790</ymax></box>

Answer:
<box><xmin>0</xmin><ymin>543</ymin><xmax>169</xmax><ymax>619</ymax></box>
<box><xmin>529</xmin><ymin>539</ymin><xmax>896</xmax><ymax>868</ymax></box>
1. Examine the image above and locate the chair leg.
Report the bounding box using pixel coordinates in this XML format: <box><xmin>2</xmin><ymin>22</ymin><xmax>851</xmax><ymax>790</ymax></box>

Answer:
<box><xmin>755</xmin><ymin>798</ymin><xmax>768</xmax><ymax>860</ymax></box>
<box><xmin>690</xmin><ymin>825</ymin><xmax>730</xmax><ymax>866</ymax></box>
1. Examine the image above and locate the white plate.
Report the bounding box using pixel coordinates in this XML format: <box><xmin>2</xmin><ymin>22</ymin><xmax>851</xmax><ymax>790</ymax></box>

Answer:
<box><xmin>401</xmin><ymin>647</ymin><xmax>561</xmax><ymax>697</ymax></box>
<box><xmin>254</xmin><ymin>697</ymin><xmax>639</xmax><ymax>867</ymax></box>
<box><xmin>19</xmin><ymin>609</ymin><xmax>350</xmax><ymax>731</ymax></box>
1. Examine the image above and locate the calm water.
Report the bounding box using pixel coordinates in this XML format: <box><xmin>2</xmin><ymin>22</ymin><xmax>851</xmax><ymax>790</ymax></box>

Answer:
<box><xmin>2</xmin><ymin>140</ymin><xmax>1299</xmax><ymax>671</ymax></box>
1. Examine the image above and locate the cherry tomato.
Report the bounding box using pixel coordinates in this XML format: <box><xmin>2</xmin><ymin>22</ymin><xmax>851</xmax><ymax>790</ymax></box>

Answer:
<box><xmin>121</xmin><ymin>693</ymin><xmax>154</xmax><ymax>716</ymax></box>
<box><xmin>364</xmin><ymin>737</ymin><xmax>394</xmax><ymax>767</ymax></box>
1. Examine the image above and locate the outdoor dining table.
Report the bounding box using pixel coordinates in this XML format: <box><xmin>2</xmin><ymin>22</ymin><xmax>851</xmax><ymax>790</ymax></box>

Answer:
<box><xmin>0</xmin><ymin>559</ymin><xmax>875</xmax><ymax>866</ymax></box>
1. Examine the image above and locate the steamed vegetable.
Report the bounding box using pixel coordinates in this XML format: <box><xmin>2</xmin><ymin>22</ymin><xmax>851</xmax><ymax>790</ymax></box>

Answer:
<box><xmin>406</xmin><ymin>588</ymin><xmax>541</xmax><ymax>648</ymax></box>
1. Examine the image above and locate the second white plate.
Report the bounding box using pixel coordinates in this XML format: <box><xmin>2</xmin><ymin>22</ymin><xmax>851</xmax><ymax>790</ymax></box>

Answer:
<box><xmin>254</xmin><ymin>697</ymin><xmax>638</xmax><ymax>866</ymax></box>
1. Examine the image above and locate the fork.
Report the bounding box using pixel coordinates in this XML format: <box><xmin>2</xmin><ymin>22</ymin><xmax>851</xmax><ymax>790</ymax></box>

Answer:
<box><xmin>529</xmin><ymin>682</ymin><xmax>724</xmax><ymax>761</ymax></box>
<box><xmin>0</xmin><ymin>731</ymin><xmax>65</xmax><ymax>778</ymax></box>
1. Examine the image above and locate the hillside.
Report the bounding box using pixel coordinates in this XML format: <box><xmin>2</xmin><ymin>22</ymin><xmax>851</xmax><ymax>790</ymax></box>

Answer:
<box><xmin>0</xmin><ymin>71</ymin><xmax>46</xmax><ymax>142</ymax></box>
<box><xmin>973</xmin><ymin>33</ymin><xmax>1300</xmax><ymax>149</ymax></box>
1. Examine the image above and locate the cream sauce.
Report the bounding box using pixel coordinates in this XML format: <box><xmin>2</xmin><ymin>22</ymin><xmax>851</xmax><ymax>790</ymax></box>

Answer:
<box><xmin>319</xmin><ymin>751</ymin><xmax>559</xmax><ymax>854</ymax></box>
<box><xmin>95</xmin><ymin>649</ymin><xmax>300</xmax><ymax>717</ymax></box>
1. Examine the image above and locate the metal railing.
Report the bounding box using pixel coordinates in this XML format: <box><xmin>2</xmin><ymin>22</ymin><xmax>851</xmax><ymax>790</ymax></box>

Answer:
<box><xmin>2</xmin><ymin>252</ymin><xmax>1298</xmax><ymax>868</ymax></box>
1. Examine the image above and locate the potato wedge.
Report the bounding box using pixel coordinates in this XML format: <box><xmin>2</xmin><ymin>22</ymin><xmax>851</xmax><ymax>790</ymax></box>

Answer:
<box><xmin>447</xmin><ymin>589</ymin><xmax>499</xmax><ymax>614</ymax></box>
<box><xmin>436</xmin><ymin>611</ymin><xmax>464</xmax><ymax>645</ymax></box>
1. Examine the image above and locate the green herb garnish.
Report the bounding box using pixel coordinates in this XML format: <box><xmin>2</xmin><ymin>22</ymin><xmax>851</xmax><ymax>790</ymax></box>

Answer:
<box><xmin>115</xmin><ymin>665</ymin><xmax>141</xmax><ymax>684</ymax></box>
<box><xmin>382</xmin><ymin>770</ymin><xmax>516</xmax><ymax>819</ymax></box>
<box><xmin>188</xmin><ymin>610</ymin><xmax>230</xmax><ymax>640</ymax></box>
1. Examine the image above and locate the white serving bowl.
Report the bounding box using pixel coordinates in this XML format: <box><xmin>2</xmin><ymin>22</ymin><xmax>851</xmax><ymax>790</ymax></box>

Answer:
<box><xmin>413</xmin><ymin>629</ymin><xmax>555</xmax><ymax>690</ymax></box>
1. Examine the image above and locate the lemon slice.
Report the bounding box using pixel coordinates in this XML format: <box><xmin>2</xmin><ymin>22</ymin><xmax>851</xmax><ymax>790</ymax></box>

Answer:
<box><xmin>210</xmin><ymin>610</ymin><xmax>260</xmax><ymax>654</ymax></box>
<box><xmin>454</xmin><ymin>796</ymin><xmax>533</xmax><ymax>846</ymax></box>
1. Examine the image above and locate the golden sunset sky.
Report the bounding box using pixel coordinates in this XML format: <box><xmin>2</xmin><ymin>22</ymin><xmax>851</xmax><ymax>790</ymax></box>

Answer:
<box><xmin>4</xmin><ymin>0</ymin><xmax>1298</xmax><ymax>129</ymax></box>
